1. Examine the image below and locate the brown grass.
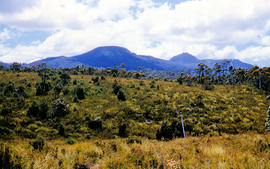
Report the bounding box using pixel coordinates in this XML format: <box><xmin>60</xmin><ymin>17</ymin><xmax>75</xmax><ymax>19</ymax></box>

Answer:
<box><xmin>1</xmin><ymin>133</ymin><xmax>270</xmax><ymax>169</ymax></box>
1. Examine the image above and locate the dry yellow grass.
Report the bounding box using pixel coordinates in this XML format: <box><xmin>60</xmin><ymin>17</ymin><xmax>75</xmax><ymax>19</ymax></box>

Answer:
<box><xmin>1</xmin><ymin>133</ymin><xmax>270</xmax><ymax>169</ymax></box>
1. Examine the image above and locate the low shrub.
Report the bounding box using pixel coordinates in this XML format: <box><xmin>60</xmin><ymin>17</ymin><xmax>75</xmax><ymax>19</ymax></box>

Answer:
<box><xmin>52</xmin><ymin>98</ymin><xmax>70</xmax><ymax>117</ymax></box>
<box><xmin>66</xmin><ymin>137</ymin><xmax>77</xmax><ymax>145</ymax></box>
<box><xmin>31</xmin><ymin>136</ymin><xmax>45</xmax><ymax>150</ymax></box>
<box><xmin>127</xmin><ymin>136</ymin><xmax>142</xmax><ymax>144</ymax></box>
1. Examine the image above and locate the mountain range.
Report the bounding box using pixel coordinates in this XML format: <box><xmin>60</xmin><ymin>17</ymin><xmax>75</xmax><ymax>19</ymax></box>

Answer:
<box><xmin>1</xmin><ymin>46</ymin><xmax>253</xmax><ymax>71</ymax></box>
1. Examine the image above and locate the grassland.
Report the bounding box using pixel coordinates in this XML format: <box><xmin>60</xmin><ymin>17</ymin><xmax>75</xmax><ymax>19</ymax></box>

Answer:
<box><xmin>1</xmin><ymin>133</ymin><xmax>270</xmax><ymax>169</ymax></box>
<box><xmin>0</xmin><ymin>70</ymin><xmax>269</xmax><ymax>168</ymax></box>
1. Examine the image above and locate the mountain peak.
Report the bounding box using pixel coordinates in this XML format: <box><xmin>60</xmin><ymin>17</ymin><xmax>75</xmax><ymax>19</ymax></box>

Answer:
<box><xmin>91</xmin><ymin>46</ymin><xmax>132</xmax><ymax>54</ymax></box>
<box><xmin>170</xmin><ymin>52</ymin><xmax>199</xmax><ymax>63</ymax></box>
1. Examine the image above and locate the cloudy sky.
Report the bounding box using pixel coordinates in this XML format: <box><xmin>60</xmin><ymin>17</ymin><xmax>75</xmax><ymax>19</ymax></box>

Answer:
<box><xmin>0</xmin><ymin>0</ymin><xmax>270</xmax><ymax>66</ymax></box>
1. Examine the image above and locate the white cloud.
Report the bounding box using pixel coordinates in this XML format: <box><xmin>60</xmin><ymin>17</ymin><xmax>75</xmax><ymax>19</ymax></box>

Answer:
<box><xmin>0</xmin><ymin>0</ymin><xmax>270</xmax><ymax>66</ymax></box>
<box><xmin>259</xmin><ymin>36</ymin><xmax>270</xmax><ymax>46</ymax></box>
<box><xmin>0</xmin><ymin>29</ymin><xmax>14</xmax><ymax>41</ymax></box>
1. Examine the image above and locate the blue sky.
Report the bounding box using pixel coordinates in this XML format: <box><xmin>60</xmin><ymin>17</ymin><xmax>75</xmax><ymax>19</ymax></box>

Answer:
<box><xmin>0</xmin><ymin>0</ymin><xmax>270</xmax><ymax>66</ymax></box>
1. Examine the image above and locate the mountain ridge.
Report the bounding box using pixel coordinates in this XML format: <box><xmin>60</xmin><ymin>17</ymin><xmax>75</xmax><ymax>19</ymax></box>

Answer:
<box><xmin>0</xmin><ymin>46</ymin><xmax>253</xmax><ymax>71</ymax></box>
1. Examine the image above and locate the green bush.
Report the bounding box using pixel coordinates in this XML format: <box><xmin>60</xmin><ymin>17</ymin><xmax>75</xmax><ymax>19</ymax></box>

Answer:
<box><xmin>66</xmin><ymin>137</ymin><xmax>77</xmax><ymax>145</ymax></box>
<box><xmin>16</xmin><ymin>86</ymin><xmax>29</xmax><ymax>98</ymax></box>
<box><xmin>117</xmin><ymin>89</ymin><xmax>126</xmax><ymax>101</ymax></box>
<box><xmin>26</xmin><ymin>82</ymin><xmax>32</xmax><ymax>88</ymax></box>
<box><xmin>31</xmin><ymin>136</ymin><xmax>45</xmax><ymax>150</ymax></box>
<box><xmin>54</xmin><ymin>83</ymin><xmax>63</xmax><ymax>95</ymax></box>
<box><xmin>27</xmin><ymin>101</ymin><xmax>48</xmax><ymax>119</ymax></box>
<box><xmin>35</xmin><ymin>81</ymin><xmax>51</xmax><ymax>96</ymax></box>
<box><xmin>88</xmin><ymin>117</ymin><xmax>102</xmax><ymax>133</ymax></box>
<box><xmin>112</xmin><ymin>80</ymin><xmax>121</xmax><ymax>95</ymax></box>
<box><xmin>150</xmin><ymin>80</ymin><xmax>155</xmax><ymax>88</ymax></box>
<box><xmin>101</xmin><ymin>75</ymin><xmax>106</xmax><ymax>80</ymax></box>
<box><xmin>39</xmin><ymin>102</ymin><xmax>48</xmax><ymax>119</ymax></box>
<box><xmin>57</xmin><ymin>123</ymin><xmax>65</xmax><ymax>136</ymax></box>
<box><xmin>72</xmin><ymin>95</ymin><xmax>79</xmax><ymax>103</ymax></box>
<box><xmin>92</xmin><ymin>77</ymin><xmax>100</xmax><ymax>84</ymax></box>
<box><xmin>27</xmin><ymin>101</ymin><xmax>39</xmax><ymax>117</ymax></box>
<box><xmin>73</xmin><ymin>79</ymin><xmax>77</xmax><ymax>85</ymax></box>
<box><xmin>119</xmin><ymin>123</ymin><xmax>128</xmax><ymax>138</ymax></box>
<box><xmin>60</xmin><ymin>71</ymin><xmax>71</xmax><ymax>85</ymax></box>
<box><xmin>112</xmin><ymin>81</ymin><xmax>126</xmax><ymax>101</ymax></box>
<box><xmin>73</xmin><ymin>86</ymin><xmax>86</xmax><ymax>100</ymax></box>
<box><xmin>52</xmin><ymin>98</ymin><xmax>70</xmax><ymax>117</ymax></box>
<box><xmin>3</xmin><ymin>82</ymin><xmax>15</xmax><ymax>96</ymax></box>
<box><xmin>156</xmin><ymin>119</ymin><xmax>184</xmax><ymax>140</ymax></box>
<box><xmin>63</xmin><ymin>88</ymin><xmax>70</xmax><ymax>95</ymax></box>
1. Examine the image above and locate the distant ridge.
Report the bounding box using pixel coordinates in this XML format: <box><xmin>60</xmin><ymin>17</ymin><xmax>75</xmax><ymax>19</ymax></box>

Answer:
<box><xmin>170</xmin><ymin>52</ymin><xmax>252</xmax><ymax>69</ymax></box>
<box><xmin>0</xmin><ymin>61</ymin><xmax>10</xmax><ymax>69</ymax></box>
<box><xmin>1</xmin><ymin>46</ymin><xmax>253</xmax><ymax>71</ymax></box>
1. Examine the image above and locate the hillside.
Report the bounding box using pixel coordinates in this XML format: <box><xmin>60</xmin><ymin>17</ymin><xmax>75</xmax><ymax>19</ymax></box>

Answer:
<box><xmin>29</xmin><ymin>46</ymin><xmax>252</xmax><ymax>71</ymax></box>
<box><xmin>0</xmin><ymin>69</ymin><xmax>269</xmax><ymax>168</ymax></box>
<box><xmin>0</xmin><ymin>70</ymin><xmax>267</xmax><ymax>139</ymax></box>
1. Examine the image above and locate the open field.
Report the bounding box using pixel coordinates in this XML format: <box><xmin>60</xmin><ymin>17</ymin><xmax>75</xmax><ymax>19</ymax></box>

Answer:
<box><xmin>1</xmin><ymin>133</ymin><xmax>270</xmax><ymax>169</ymax></box>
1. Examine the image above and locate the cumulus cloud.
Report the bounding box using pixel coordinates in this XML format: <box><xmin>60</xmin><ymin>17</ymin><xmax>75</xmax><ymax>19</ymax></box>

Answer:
<box><xmin>0</xmin><ymin>29</ymin><xmax>14</xmax><ymax>41</ymax></box>
<box><xmin>0</xmin><ymin>0</ymin><xmax>270</xmax><ymax>66</ymax></box>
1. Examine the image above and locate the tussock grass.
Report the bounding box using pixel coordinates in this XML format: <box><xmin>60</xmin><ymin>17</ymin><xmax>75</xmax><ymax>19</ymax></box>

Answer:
<box><xmin>1</xmin><ymin>133</ymin><xmax>270</xmax><ymax>169</ymax></box>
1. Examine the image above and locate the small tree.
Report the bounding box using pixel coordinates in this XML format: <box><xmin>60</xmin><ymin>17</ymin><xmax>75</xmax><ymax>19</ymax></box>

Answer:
<box><xmin>73</xmin><ymin>86</ymin><xmax>86</xmax><ymax>100</ymax></box>
<box><xmin>60</xmin><ymin>71</ymin><xmax>71</xmax><ymax>85</ymax></box>
<box><xmin>52</xmin><ymin>98</ymin><xmax>70</xmax><ymax>117</ymax></box>
<box><xmin>36</xmin><ymin>81</ymin><xmax>51</xmax><ymax>96</ymax></box>
<box><xmin>10</xmin><ymin>62</ymin><xmax>21</xmax><ymax>71</ymax></box>
<box><xmin>117</xmin><ymin>89</ymin><xmax>126</xmax><ymax>101</ymax></box>
<box><xmin>112</xmin><ymin>80</ymin><xmax>126</xmax><ymax>101</ymax></box>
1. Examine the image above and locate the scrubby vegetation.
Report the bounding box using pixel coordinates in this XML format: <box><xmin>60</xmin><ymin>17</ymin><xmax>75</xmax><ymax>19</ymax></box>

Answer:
<box><xmin>0</xmin><ymin>62</ymin><xmax>270</xmax><ymax>168</ymax></box>
<box><xmin>1</xmin><ymin>133</ymin><xmax>270</xmax><ymax>168</ymax></box>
